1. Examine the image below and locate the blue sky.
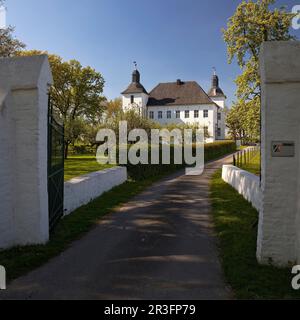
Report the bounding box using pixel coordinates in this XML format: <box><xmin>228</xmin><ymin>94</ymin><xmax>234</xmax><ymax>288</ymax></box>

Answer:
<box><xmin>5</xmin><ymin>0</ymin><xmax>300</xmax><ymax>105</ymax></box>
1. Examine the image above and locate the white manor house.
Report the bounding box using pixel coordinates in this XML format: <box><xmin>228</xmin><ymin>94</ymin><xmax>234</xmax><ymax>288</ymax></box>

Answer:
<box><xmin>121</xmin><ymin>68</ymin><xmax>227</xmax><ymax>142</ymax></box>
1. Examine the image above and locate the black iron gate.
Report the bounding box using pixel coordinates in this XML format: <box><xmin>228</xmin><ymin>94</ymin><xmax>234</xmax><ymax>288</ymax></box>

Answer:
<box><xmin>48</xmin><ymin>96</ymin><xmax>64</xmax><ymax>230</ymax></box>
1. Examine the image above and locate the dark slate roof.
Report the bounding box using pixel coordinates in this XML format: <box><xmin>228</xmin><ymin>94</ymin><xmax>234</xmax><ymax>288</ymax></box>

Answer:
<box><xmin>121</xmin><ymin>69</ymin><xmax>148</xmax><ymax>95</ymax></box>
<box><xmin>121</xmin><ymin>82</ymin><xmax>148</xmax><ymax>95</ymax></box>
<box><xmin>147</xmin><ymin>81</ymin><xmax>214</xmax><ymax>107</ymax></box>
<box><xmin>208</xmin><ymin>87</ymin><xmax>226</xmax><ymax>98</ymax></box>
<box><xmin>208</xmin><ymin>74</ymin><xmax>226</xmax><ymax>98</ymax></box>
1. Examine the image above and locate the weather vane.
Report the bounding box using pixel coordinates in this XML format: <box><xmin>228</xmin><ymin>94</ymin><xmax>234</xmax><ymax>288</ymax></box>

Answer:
<box><xmin>133</xmin><ymin>61</ymin><xmax>137</xmax><ymax>69</ymax></box>
<box><xmin>213</xmin><ymin>67</ymin><xmax>216</xmax><ymax>75</ymax></box>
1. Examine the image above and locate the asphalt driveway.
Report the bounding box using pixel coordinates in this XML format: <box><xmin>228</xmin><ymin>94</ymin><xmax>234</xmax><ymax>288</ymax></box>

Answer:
<box><xmin>0</xmin><ymin>155</ymin><xmax>233</xmax><ymax>300</ymax></box>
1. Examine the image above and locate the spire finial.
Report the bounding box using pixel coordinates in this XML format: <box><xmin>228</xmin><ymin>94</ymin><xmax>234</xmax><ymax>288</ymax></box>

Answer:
<box><xmin>213</xmin><ymin>67</ymin><xmax>216</xmax><ymax>76</ymax></box>
<box><xmin>133</xmin><ymin>61</ymin><xmax>137</xmax><ymax>70</ymax></box>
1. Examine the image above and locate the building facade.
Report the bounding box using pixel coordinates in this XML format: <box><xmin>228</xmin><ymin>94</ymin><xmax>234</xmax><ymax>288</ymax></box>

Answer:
<box><xmin>121</xmin><ymin>69</ymin><xmax>227</xmax><ymax>142</ymax></box>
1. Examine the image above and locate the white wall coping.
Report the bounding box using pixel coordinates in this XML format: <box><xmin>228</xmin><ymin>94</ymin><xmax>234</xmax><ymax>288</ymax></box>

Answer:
<box><xmin>222</xmin><ymin>165</ymin><xmax>262</xmax><ymax>212</ymax></box>
<box><xmin>64</xmin><ymin>166</ymin><xmax>127</xmax><ymax>216</ymax></box>
<box><xmin>64</xmin><ymin>166</ymin><xmax>123</xmax><ymax>185</ymax></box>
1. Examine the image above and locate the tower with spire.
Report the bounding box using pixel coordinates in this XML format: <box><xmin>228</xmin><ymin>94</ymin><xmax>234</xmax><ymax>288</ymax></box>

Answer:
<box><xmin>121</xmin><ymin>65</ymin><xmax>227</xmax><ymax>141</ymax></box>
<box><xmin>207</xmin><ymin>68</ymin><xmax>227</xmax><ymax>140</ymax></box>
<box><xmin>121</xmin><ymin>63</ymin><xmax>149</xmax><ymax>117</ymax></box>
<box><xmin>208</xmin><ymin>68</ymin><xmax>226</xmax><ymax>109</ymax></box>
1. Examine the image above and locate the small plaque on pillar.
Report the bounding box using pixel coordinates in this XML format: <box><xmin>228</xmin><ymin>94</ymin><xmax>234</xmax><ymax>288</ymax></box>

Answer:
<box><xmin>271</xmin><ymin>141</ymin><xmax>295</xmax><ymax>157</ymax></box>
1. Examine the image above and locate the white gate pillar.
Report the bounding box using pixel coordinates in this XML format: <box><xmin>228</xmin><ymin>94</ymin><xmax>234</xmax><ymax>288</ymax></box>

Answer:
<box><xmin>0</xmin><ymin>55</ymin><xmax>53</xmax><ymax>248</ymax></box>
<box><xmin>258</xmin><ymin>41</ymin><xmax>300</xmax><ymax>266</ymax></box>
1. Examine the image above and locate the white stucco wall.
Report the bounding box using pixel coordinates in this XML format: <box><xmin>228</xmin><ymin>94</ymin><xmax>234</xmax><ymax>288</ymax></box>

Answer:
<box><xmin>211</xmin><ymin>96</ymin><xmax>226</xmax><ymax>109</ymax></box>
<box><xmin>147</xmin><ymin>104</ymin><xmax>226</xmax><ymax>141</ymax></box>
<box><xmin>222</xmin><ymin>165</ymin><xmax>262</xmax><ymax>212</ymax></box>
<box><xmin>0</xmin><ymin>55</ymin><xmax>52</xmax><ymax>249</ymax></box>
<box><xmin>122</xmin><ymin>93</ymin><xmax>149</xmax><ymax>117</ymax></box>
<box><xmin>257</xmin><ymin>41</ymin><xmax>300</xmax><ymax>266</ymax></box>
<box><xmin>212</xmin><ymin>98</ymin><xmax>227</xmax><ymax>141</ymax></box>
<box><xmin>64</xmin><ymin>167</ymin><xmax>127</xmax><ymax>215</ymax></box>
<box><xmin>0</xmin><ymin>90</ymin><xmax>14</xmax><ymax>248</ymax></box>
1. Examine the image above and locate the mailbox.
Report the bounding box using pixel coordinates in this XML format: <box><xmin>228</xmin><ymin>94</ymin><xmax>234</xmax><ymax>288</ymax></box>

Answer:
<box><xmin>271</xmin><ymin>141</ymin><xmax>295</xmax><ymax>157</ymax></box>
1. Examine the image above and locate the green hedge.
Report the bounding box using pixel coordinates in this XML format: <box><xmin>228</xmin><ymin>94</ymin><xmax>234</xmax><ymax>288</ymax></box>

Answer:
<box><xmin>69</xmin><ymin>145</ymin><xmax>96</xmax><ymax>155</ymax></box>
<box><xmin>124</xmin><ymin>141</ymin><xmax>236</xmax><ymax>181</ymax></box>
<box><xmin>204</xmin><ymin>141</ymin><xmax>236</xmax><ymax>162</ymax></box>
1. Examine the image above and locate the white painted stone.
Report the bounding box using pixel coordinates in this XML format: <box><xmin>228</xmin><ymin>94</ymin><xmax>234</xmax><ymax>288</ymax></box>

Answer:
<box><xmin>64</xmin><ymin>167</ymin><xmax>127</xmax><ymax>215</ymax></box>
<box><xmin>257</xmin><ymin>41</ymin><xmax>300</xmax><ymax>266</ymax></box>
<box><xmin>222</xmin><ymin>165</ymin><xmax>262</xmax><ymax>212</ymax></box>
<box><xmin>0</xmin><ymin>55</ymin><xmax>52</xmax><ymax>249</ymax></box>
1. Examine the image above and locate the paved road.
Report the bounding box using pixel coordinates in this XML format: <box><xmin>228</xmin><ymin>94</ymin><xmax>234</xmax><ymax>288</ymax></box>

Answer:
<box><xmin>0</xmin><ymin>155</ymin><xmax>233</xmax><ymax>300</ymax></box>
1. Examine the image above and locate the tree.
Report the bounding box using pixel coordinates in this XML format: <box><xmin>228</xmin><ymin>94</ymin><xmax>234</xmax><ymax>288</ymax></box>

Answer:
<box><xmin>18</xmin><ymin>50</ymin><xmax>106</xmax><ymax>158</ymax></box>
<box><xmin>64</xmin><ymin>118</ymin><xmax>87</xmax><ymax>158</ymax></box>
<box><xmin>223</xmin><ymin>0</ymin><xmax>295</xmax><ymax>141</ymax></box>
<box><xmin>0</xmin><ymin>27</ymin><xmax>25</xmax><ymax>57</ymax></box>
<box><xmin>227</xmin><ymin>98</ymin><xmax>260</xmax><ymax>143</ymax></box>
<box><xmin>82</xmin><ymin>123</ymin><xmax>103</xmax><ymax>148</ymax></box>
<box><xmin>104</xmin><ymin>98</ymin><xmax>122</xmax><ymax>119</ymax></box>
<box><xmin>0</xmin><ymin>1</ymin><xmax>25</xmax><ymax>57</ymax></box>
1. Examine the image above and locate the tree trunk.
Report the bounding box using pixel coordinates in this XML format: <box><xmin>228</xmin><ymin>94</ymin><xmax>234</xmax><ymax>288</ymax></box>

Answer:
<box><xmin>64</xmin><ymin>142</ymin><xmax>69</xmax><ymax>160</ymax></box>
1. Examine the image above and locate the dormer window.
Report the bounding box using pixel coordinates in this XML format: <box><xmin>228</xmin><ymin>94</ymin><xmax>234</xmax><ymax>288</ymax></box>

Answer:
<box><xmin>131</xmin><ymin>95</ymin><xmax>134</xmax><ymax>104</ymax></box>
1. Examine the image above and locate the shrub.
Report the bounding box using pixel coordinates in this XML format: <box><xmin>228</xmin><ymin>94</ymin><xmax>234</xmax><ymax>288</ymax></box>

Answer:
<box><xmin>70</xmin><ymin>145</ymin><xmax>96</xmax><ymax>155</ymax></box>
<box><xmin>123</xmin><ymin>141</ymin><xmax>236</xmax><ymax>181</ymax></box>
<box><xmin>204</xmin><ymin>141</ymin><xmax>236</xmax><ymax>162</ymax></box>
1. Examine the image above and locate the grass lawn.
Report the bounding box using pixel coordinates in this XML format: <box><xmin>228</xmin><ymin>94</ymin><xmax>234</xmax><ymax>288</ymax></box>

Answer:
<box><xmin>239</xmin><ymin>152</ymin><xmax>261</xmax><ymax>176</ymax></box>
<box><xmin>64</xmin><ymin>155</ymin><xmax>114</xmax><ymax>181</ymax></box>
<box><xmin>210</xmin><ymin>170</ymin><xmax>300</xmax><ymax>299</ymax></box>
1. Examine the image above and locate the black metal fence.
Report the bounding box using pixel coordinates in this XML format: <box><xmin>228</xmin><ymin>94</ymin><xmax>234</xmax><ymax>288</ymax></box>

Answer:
<box><xmin>48</xmin><ymin>96</ymin><xmax>65</xmax><ymax>231</ymax></box>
